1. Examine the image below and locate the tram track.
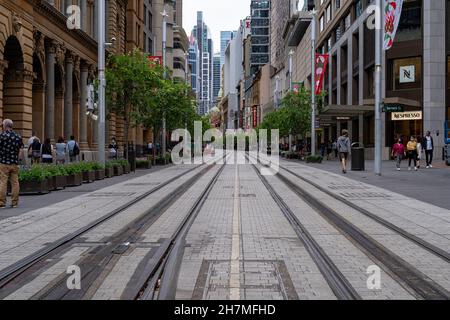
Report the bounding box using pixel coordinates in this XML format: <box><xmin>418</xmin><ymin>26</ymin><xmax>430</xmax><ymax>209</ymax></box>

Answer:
<box><xmin>258</xmin><ymin>160</ymin><xmax>450</xmax><ymax>300</ymax></box>
<box><xmin>250</xmin><ymin>163</ymin><xmax>361</xmax><ymax>300</ymax></box>
<box><xmin>0</xmin><ymin>162</ymin><xmax>216</xmax><ymax>299</ymax></box>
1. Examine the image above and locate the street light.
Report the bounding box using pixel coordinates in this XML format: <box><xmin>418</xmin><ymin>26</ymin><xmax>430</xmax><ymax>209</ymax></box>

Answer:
<box><xmin>310</xmin><ymin>9</ymin><xmax>317</xmax><ymax>157</ymax></box>
<box><xmin>161</xmin><ymin>8</ymin><xmax>168</xmax><ymax>164</ymax></box>
<box><xmin>288</xmin><ymin>49</ymin><xmax>294</xmax><ymax>151</ymax></box>
<box><xmin>374</xmin><ymin>0</ymin><xmax>383</xmax><ymax>175</ymax></box>
<box><xmin>97</xmin><ymin>0</ymin><xmax>106</xmax><ymax>164</ymax></box>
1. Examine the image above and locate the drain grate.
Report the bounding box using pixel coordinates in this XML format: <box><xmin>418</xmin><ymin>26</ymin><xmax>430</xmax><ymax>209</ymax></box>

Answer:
<box><xmin>239</xmin><ymin>193</ymin><xmax>256</xmax><ymax>198</ymax></box>
<box><xmin>340</xmin><ymin>192</ymin><xmax>392</xmax><ymax>199</ymax></box>
<box><xmin>87</xmin><ymin>192</ymin><xmax>135</xmax><ymax>197</ymax></box>
<box><xmin>124</xmin><ymin>182</ymin><xmax>160</xmax><ymax>186</ymax></box>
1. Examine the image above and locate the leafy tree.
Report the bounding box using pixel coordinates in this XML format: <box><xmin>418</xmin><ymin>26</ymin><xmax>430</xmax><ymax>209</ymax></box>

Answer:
<box><xmin>105</xmin><ymin>49</ymin><xmax>163</xmax><ymax>158</ymax></box>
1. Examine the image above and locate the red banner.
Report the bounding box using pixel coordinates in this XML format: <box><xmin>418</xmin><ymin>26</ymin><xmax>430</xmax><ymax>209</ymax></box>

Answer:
<box><xmin>148</xmin><ymin>55</ymin><xmax>163</xmax><ymax>67</ymax></box>
<box><xmin>315</xmin><ymin>54</ymin><xmax>329</xmax><ymax>95</ymax></box>
<box><xmin>252</xmin><ymin>106</ymin><xmax>257</xmax><ymax>128</ymax></box>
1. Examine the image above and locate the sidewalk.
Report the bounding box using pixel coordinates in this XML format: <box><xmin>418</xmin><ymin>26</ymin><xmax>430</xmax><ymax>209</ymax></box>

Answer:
<box><xmin>297</xmin><ymin>158</ymin><xmax>450</xmax><ymax>210</ymax></box>
<box><xmin>0</xmin><ymin>166</ymin><xmax>168</xmax><ymax>220</ymax></box>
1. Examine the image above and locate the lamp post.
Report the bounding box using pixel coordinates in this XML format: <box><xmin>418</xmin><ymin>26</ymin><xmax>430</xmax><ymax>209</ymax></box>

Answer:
<box><xmin>374</xmin><ymin>0</ymin><xmax>382</xmax><ymax>175</ymax></box>
<box><xmin>97</xmin><ymin>0</ymin><xmax>106</xmax><ymax>164</ymax></box>
<box><xmin>288</xmin><ymin>49</ymin><xmax>294</xmax><ymax>151</ymax></box>
<box><xmin>161</xmin><ymin>8</ymin><xmax>168</xmax><ymax>164</ymax></box>
<box><xmin>310</xmin><ymin>9</ymin><xmax>317</xmax><ymax>156</ymax></box>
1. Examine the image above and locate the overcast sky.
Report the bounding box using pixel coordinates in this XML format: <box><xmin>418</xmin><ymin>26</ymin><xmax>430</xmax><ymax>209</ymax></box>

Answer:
<box><xmin>183</xmin><ymin>0</ymin><xmax>251</xmax><ymax>53</ymax></box>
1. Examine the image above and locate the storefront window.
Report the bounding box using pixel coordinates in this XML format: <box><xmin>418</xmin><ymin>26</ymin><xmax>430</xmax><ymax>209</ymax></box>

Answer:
<box><xmin>392</xmin><ymin>57</ymin><xmax>422</xmax><ymax>91</ymax></box>
<box><xmin>396</xmin><ymin>0</ymin><xmax>422</xmax><ymax>41</ymax></box>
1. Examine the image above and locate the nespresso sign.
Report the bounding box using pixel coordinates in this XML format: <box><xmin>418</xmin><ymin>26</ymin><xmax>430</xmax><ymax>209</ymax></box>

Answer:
<box><xmin>391</xmin><ymin>111</ymin><xmax>422</xmax><ymax>121</ymax></box>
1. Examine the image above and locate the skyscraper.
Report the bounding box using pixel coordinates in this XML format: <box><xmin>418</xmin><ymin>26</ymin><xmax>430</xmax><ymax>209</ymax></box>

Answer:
<box><xmin>220</xmin><ymin>31</ymin><xmax>235</xmax><ymax>67</ymax></box>
<box><xmin>188</xmin><ymin>35</ymin><xmax>199</xmax><ymax>99</ymax></box>
<box><xmin>250</xmin><ymin>0</ymin><xmax>270</xmax><ymax>76</ymax></box>
<box><xmin>213</xmin><ymin>54</ymin><xmax>221</xmax><ymax>103</ymax></box>
<box><xmin>192</xmin><ymin>11</ymin><xmax>214</xmax><ymax>115</ymax></box>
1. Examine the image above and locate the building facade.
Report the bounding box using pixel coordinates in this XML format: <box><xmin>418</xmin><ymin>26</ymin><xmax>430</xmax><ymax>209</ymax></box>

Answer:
<box><xmin>212</xmin><ymin>53</ymin><xmax>221</xmax><ymax>104</ymax></box>
<box><xmin>250</xmin><ymin>0</ymin><xmax>270</xmax><ymax>76</ymax></box>
<box><xmin>315</xmin><ymin>0</ymin><xmax>450</xmax><ymax>159</ymax></box>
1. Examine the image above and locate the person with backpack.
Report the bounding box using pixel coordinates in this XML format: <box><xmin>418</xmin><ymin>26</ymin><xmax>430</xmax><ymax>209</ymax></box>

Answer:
<box><xmin>392</xmin><ymin>138</ymin><xmax>406</xmax><ymax>171</ymax></box>
<box><xmin>337</xmin><ymin>130</ymin><xmax>351</xmax><ymax>174</ymax></box>
<box><xmin>67</xmin><ymin>135</ymin><xmax>80</xmax><ymax>163</ymax></box>
<box><xmin>29</xmin><ymin>137</ymin><xmax>41</xmax><ymax>164</ymax></box>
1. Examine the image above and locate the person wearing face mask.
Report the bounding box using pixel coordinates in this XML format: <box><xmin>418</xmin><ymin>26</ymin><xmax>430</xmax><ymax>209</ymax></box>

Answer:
<box><xmin>392</xmin><ymin>138</ymin><xmax>406</xmax><ymax>171</ymax></box>
<box><xmin>406</xmin><ymin>136</ymin><xmax>418</xmax><ymax>171</ymax></box>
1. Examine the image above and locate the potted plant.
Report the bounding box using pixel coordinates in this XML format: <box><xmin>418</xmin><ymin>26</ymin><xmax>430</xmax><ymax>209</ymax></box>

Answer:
<box><xmin>111</xmin><ymin>161</ymin><xmax>123</xmax><ymax>176</ymax></box>
<box><xmin>92</xmin><ymin>162</ymin><xmax>105</xmax><ymax>180</ymax></box>
<box><xmin>80</xmin><ymin>162</ymin><xmax>96</xmax><ymax>183</ymax></box>
<box><xmin>121</xmin><ymin>159</ymin><xmax>131</xmax><ymax>174</ymax></box>
<box><xmin>46</xmin><ymin>164</ymin><xmax>67</xmax><ymax>190</ymax></box>
<box><xmin>65</xmin><ymin>163</ymin><xmax>83</xmax><ymax>187</ymax></box>
<box><xmin>136</xmin><ymin>159</ymin><xmax>151</xmax><ymax>169</ymax></box>
<box><xmin>105</xmin><ymin>161</ymin><xmax>114</xmax><ymax>178</ymax></box>
<box><xmin>18</xmin><ymin>165</ymin><xmax>50</xmax><ymax>194</ymax></box>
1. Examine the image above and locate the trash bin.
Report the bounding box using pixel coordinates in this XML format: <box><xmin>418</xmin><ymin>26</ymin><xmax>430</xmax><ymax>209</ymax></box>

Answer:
<box><xmin>128</xmin><ymin>143</ymin><xmax>136</xmax><ymax>172</ymax></box>
<box><xmin>351</xmin><ymin>142</ymin><xmax>365</xmax><ymax>171</ymax></box>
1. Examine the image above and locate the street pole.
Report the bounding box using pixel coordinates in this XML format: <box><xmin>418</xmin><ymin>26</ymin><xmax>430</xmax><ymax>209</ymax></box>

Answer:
<box><xmin>97</xmin><ymin>0</ymin><xmax>106</xmax><ymax>165</ymax></box>
<box><xmin>374</xmin><ymin>0</ymin><xmax>382</xmax><ymax>175</ymax></box>
<box><xmin>311</xmin><ymin>10</ymin><xmax>317</xmax><ymax>157</ymax></box>
<box><xmin>288</xmin><ymin>50</ymin><xmax>293</xmax><ymax>152</ymax></box>
<box><xmin>161</xmin><ymin>9</ymin><xmax>168</xmax><ymax>164</ymax></box>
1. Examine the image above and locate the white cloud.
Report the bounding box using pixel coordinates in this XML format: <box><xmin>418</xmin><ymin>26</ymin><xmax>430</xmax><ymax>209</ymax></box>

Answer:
<box><xmin>183</xmin><ymin>0</ymin><xmax>251</xmax><ymax>52</ymax></box>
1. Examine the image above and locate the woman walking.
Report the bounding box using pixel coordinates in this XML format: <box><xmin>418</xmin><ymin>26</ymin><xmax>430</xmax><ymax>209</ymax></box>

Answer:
<box><xmin>41</xmin><ymin>138</ymin><xmax>54</xmax><ymax>164</ymax></box>
<box><xmin>55</xmin><ymin>136</ymin><xmax>67</xmax><ymax>165</ymax></box>
<box><xmin>416</xmin><ymin>136</ymin><xmax>423</xmax><ymax>169</ymax></box>
<box><xmin>337</xmin><ymin>130</ymin><xmax>351</xmax><ymax>174</ymax></box>
<box><xmin>406</xmin><ymin>136</ymin><xmax>418</xmax><ymax>171</ymax></box>
<box><xmin>392</xmin><ymin>139</ymin><xmax>405</xmax><ymax>171</ymax></box>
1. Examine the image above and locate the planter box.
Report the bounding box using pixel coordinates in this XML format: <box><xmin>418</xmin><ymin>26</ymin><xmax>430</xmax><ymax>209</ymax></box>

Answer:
<box><xmin>123</xmin><ymin>163</ymin><xmax>131</xmax><ymax>174</ymax></box>
<box><xmin>105</xmin><ymin>167</ymin><xmax>114</xmax><ymax>178</ymax></box>
<box><xmin>19</xmin><ymin>179</ymin><xmax>50</xmax><ymax>195</ymax></box>
<box><xmin>95</xmin><ymin>169</ymin><xmax>105</xmax><ymax>180</ymax></box>
<box><xmin>113</xmin><ymin>165</ymin><xmax>123</xmax><ymax>176</ymax></box>
<box><xmin>82</xmin><ymin>170</ymin><xmax>96</xmax><ymax>183</ymax></box>
<box><xmin>66</xmin><ymin>173</ymin><xmax>83</xmax><ymax>187</ymax></box>
<box><xmin>52</xmin><ymin>175</ymin><xmax>67</xmax><ymax>190</ymax></box>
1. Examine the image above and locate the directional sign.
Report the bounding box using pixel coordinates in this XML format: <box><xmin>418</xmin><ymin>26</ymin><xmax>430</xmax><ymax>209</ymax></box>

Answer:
<box><xmin>382</xmin><ymin>104</ymin><xmax>404</xmax><ymax>113</ymax></box>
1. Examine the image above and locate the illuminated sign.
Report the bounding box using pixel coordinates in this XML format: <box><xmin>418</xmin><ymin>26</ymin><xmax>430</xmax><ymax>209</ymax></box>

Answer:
<box><xmin>391</xmin><ymin>111</ymin><xmax>422</xmax><ymax>121</ymax></box>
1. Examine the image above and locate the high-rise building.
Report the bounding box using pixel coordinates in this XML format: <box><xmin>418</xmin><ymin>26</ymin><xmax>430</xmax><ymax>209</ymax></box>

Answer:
<box><xmin>189</xmin><ymin>35</ymin><xmax>200</xmax><ymax>99</ymax></box>
<box><xmin>250</xmin><ymin>0</ymin><xmax>270</xmax><ymax>76</ymax></box>
<box><xmin>213</xmin><ymin>54</ymin><xmax>221</xmax><ymax>103</ymax></box>
<box><xmin>192</xmin><ymin>11</ymin><xmax>214</xmax><ymax>115</ymax></box>
<box><xmin>220</xmin><ymin>31</ymin><xmax>236</xmax><ymax>67</ymax></box>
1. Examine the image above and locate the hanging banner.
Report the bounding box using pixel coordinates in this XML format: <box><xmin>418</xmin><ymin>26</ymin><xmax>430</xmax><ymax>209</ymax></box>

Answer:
<box><xmin>252</xmin><ymin>106</ymin><xmax>258</xmax><ymax>128</ymax></box>
<box><xmin>384</xmin><ymin>0</ymin><xmax>403</xmax><ymax>50</ymax></box>
<box><xmin>315</xmin><ymin>54</ymin><xmax>329</xmax><ymax>95</ymax></box>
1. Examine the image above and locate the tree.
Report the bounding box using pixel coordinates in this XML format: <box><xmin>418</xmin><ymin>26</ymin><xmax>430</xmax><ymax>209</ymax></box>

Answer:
<box><xmin>105</xmin><ymin>49</ymin><xmax>162</xmax><ymax>158</ymax></box>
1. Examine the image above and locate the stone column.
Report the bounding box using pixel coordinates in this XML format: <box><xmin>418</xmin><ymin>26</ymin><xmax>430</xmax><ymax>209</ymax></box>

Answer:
<box><xmin>93</xmin><ymin>0</ymin><xmax>98</xmax><ymax>40</ymax></box>
<box><xmin>423</xmin><ymin>0</ymin><xmax>446</xmax><ymax>159</ymax></box>
<box><xmin>45</xmin><ymin>42</ymin><xmax>56</xmax><ymax>141</ymax></box>
<box><xmin>336</xmin><ymin>46</ymin><xmax>341</xmax><ymax>105</ymax></box>
<box><xmin>358</xmin><ymin>24</ymin><xmax>364</xmax><ymax>105</ymax></box>
<box><xmin>359</xmin><ymin>113</ymin><xmax>364</xmax><ymax>145</ymax></box>
<box><xmin>347</xmin><ymin>36</ymin><xmax>353</xmax><ymax>106</ymax></box>
<box><xmin>64</xmin><ymin>53</ymin><xmax>73</xmax><ymax>139</ymax></box>
<box><xmin>347</xmin><ymin>120</ymin><xmax>353</xmax><ymax>142</ymax></box>
<box><xmin>328</xmin><ymin>52</ymin><xmax>333</xmax><ymax>105</ymax></box>
<box><xmin>79</xmin><ymin>62</ymin><xmax>89</xmax><ymax>149</ymax></box>
<box><xmin>337</xmin><ymin>121</ymin><xmax>341</xmax><ymax>138</ymax></box>
<box><xmin>81</xmin><ymin>0</ymin><xmax>87</xmax><ymax>31</ymax></box>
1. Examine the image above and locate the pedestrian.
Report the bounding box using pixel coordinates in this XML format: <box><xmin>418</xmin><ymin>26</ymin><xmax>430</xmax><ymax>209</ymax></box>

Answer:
<box><xmin>67</xmin><ymin>135</ymin><xmax>80</xmax><ymax>162</ymax></box>
<box><xmin>29</xmin><ymin>137</ymin><xmax>41</xmax><ymax>164</ymax></box>
<box><xmin>148</xmin><ymin>141</ymin><xmax>153</xmax><ymax>155</ymax></box>
<box><xmin>41</xmin><ymin>138</ymin><xmax>54</xmax><ymax>164</ymax></box>
<box><xmin>406</xmin><ymin>136</ymin><xmax>418</xmax><ymax>171</ymax></box>
<box><xmin>108</xmin><ymin>137</ymin><xmax>118</xmax><ymax>159</ymax></box>
<box><xmin>0</xmin><ymin>119</ymin><xmax>24</xmax><ymax>208</ymax></box>
<box><xmin>27</xmin><ymin>131</ymin><xmax>38</xmax><ymax>160</ymax></box>
<box><xmin>392</xmin><ymin>138</ymin><xmax>406</xmax><ymax>171</ymax></box>
<box><xmin>416</xmin><ymin>136</ymin><xmax>423</xmax><ymax>169</ymax></box>
<box><xmin>55</xmin><ymin>136</ymin><xmax>67</xmax><ymax>165</ymax></box>
<box><xmin>320</xmin><ymin>142</ymin><xmax>326</xmax><ymax>158</ymax></box>
<box><xmin>337</xmin><ymin>129</ymin><xmax>351</xmax><ymax>174</ymax></box>
<box><xmin>423</xmin><ymin>131</ymin><xmax>434</xmax><ymax>168</ymax></box>
<box><xmin>332</xmin><ymin>139</ymin><xmax>338</xmax><ymax>159</ymax></box>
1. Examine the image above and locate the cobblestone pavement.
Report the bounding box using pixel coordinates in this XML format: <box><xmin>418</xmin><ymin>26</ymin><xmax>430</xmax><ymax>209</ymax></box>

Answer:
<box><xmin>1</xmin><ymin>158</ymin><xmax>449</xmax><ymax>300</ymax></box>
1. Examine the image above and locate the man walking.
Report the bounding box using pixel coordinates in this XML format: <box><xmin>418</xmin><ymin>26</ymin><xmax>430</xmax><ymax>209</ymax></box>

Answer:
<box><xmin>67</xmin><ymin>135</ymin><xmax>80</xmax><ymax>163</ymax></box>
<box><xmin>423</xmin><ymin>131</ymin><xmax>434</xmax><ymax>168</ymax></box>
<box><xmin>0</xmin><ymin>119</ymin><xmax>24</xmax><ymax>208</ymax></box>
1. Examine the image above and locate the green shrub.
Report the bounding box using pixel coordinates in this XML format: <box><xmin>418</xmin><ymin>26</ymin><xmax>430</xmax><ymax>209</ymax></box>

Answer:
<box><xmin>19</xmin><ymin>165</ymin><xmax>49</xmax><ymax>182</ymax></box>
<box><xmin>64</xmin><ymin>163</ymin><xmax>83</xmax><ymax>175</ymax></box>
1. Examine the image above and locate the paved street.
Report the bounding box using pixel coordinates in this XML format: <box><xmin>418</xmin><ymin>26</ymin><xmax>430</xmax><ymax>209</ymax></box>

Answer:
<box><xmin>0</xmin><ymin>159</ymin><xmax>448</xmax><ymax>300</ymax></box>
